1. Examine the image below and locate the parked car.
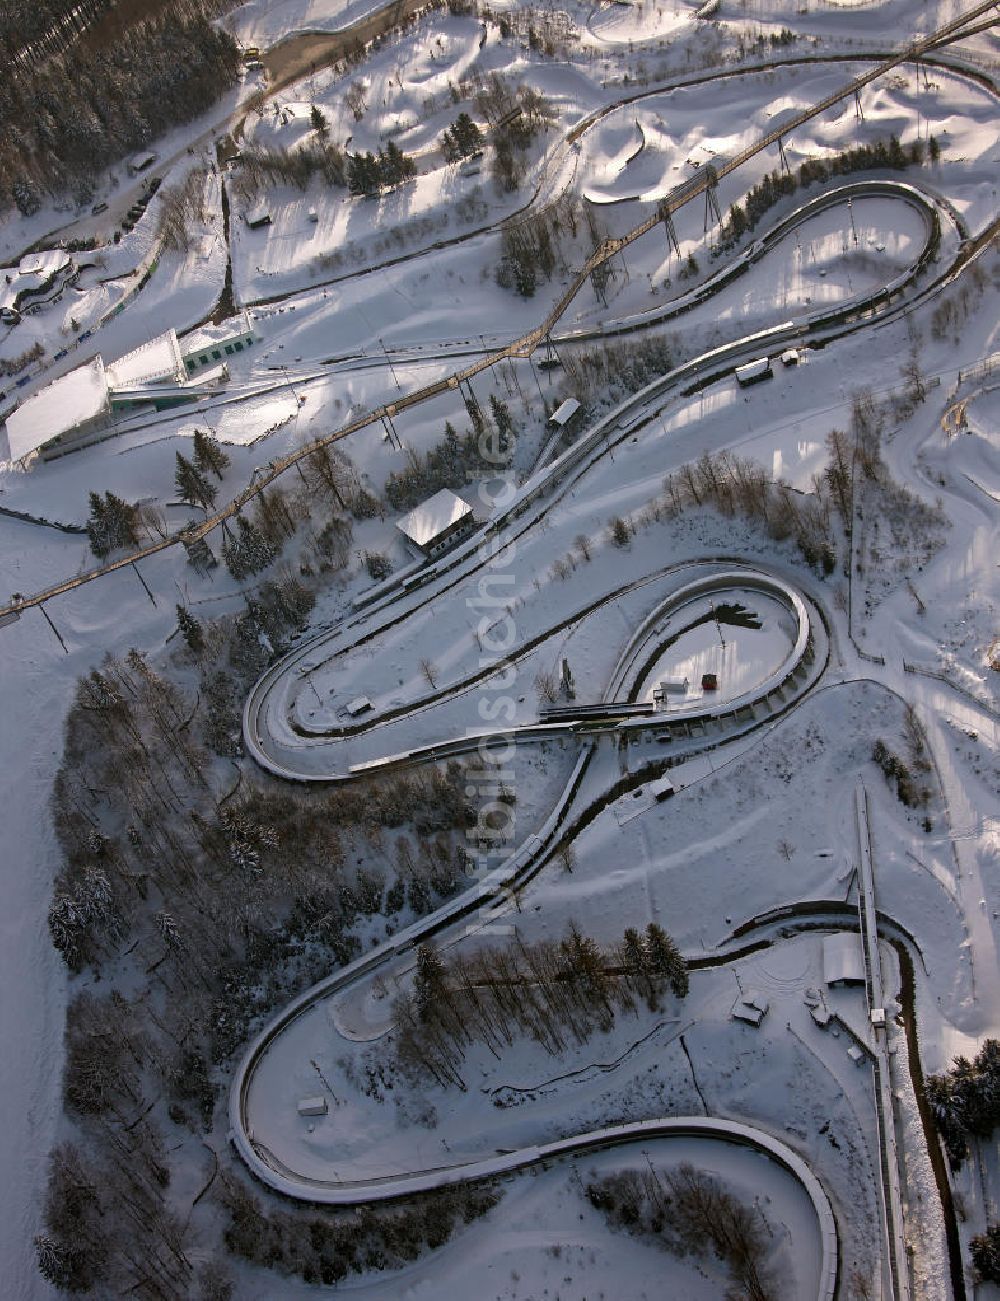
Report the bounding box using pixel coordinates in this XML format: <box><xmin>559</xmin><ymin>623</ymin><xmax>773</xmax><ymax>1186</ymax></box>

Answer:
<box><xmin>91</xmin><ymin>201</ymin><xmax>109</xmax><ymax>215</ymax></box>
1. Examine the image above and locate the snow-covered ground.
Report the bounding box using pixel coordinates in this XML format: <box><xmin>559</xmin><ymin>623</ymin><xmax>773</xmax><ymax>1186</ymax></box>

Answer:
<box><xmin>1</xmin><ymin>0</ymin><xmax>999</xmax><ymax>1295</ymax></box>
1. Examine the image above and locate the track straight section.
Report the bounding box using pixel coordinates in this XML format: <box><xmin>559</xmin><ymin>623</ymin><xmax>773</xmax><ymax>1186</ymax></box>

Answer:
<box><xmin>856</xmin><ymin>784</ymin><xmax>911</xmax><ymax>1301</ymax></box>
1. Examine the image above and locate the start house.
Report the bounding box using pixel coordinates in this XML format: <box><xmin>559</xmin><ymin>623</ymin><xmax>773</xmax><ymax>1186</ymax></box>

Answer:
<box><xmin>396</xmin><ymin>488</ymin><xmax>474</xmax><ymax>559</ymax></box>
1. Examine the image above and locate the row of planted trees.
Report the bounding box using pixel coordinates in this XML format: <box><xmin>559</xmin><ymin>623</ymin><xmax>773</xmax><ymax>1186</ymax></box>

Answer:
<box><xmin>396</xmin><ymin>922</ymin><xmax>688</xmax><ymax>1089</ymax></box>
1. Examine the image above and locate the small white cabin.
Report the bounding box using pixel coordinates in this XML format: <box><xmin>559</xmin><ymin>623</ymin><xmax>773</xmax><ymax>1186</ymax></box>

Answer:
<box><xmin>732</xmin><ymin>993</ymin><xmax>769</xmax><ymax>1026</ymax></box>
<box><xmin>549</xmin><ymin>397</ymin><xmax>581</xmax><ymax>428</ymax></box>
<box><xmin>650</xmin><ymin>776</ymin><xmax>675</xmax><ymax>802</ymax></box>
<box><xmin>735</xmin><ymin>356</ymin><xmax>772</xmax><ymax>386</ymax></box>
<box><xmin>657</xmin><ymin>677</ymin><xmax>689</xmax><ymax>695</ymax></box>
<box><xmin>297</xmin><ymin>1096</ymin><xmax>328</xmax><ymax>1117</ymax></box>
<box><xmin>345</xmin><ymin>695</ymin><xmax>373</xmax><ymax>718</ymax></box>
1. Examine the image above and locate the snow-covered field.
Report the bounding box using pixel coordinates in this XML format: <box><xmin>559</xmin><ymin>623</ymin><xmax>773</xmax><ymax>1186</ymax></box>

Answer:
<box><xmin>1</xmin><ymin>0</ymin><xmax>999</xmax><ymax>1295</ymax></box>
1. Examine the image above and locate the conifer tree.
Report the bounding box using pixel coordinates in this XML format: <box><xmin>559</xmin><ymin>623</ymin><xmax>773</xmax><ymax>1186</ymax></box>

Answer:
<box><xmin>86</xmin><ymin>492</ymin><xmax>110</xmax><ymax>558</ymax></box>
<box><xmin>236</xmin><ymin>514</ymin><xmax>276</xmax><ymax>574</ymax></box>
<box><xmin>451</xmin><ymin>112</ymin><xmax>483</xmax><ymax>157</ymax></box>
<box><xmin>378</xmin><ymin>140</ymin><xmax>415</xmax><ymax>188</ymax></box>
<box><xmin>972</xmin><ymin>1225</ymin><xmax>1000</xmax><ymax>1283</ymax></box>
<box><xmin>310</xmin><ymin>104</ymin><xmax>329</xmax><ymax>139</ymax></box>
<box><xmin>489</xmin><ymin>395</ymin><xmax>515</xmax><ymax>453</ymax></box>
<box><xmin>87</xmin><ymin>491</ymin><xmax>140</xmax><ymax>557</ymax></box>
<box><xmin>347</xmin><ymin>151</ymin><xmax>381</xmax><ymax>197</ymax></box>
<box><xmin>644</xmin><ymin>922</ymin><xmax>688</xmax><ymax>998</ymax></box>
<box><xmin>175</xmin><ymin>451</ymin><xmax>216</xmax><ymax>509</ymax></box>
<box><xmin>175</xmin><ymin>603</ymin><xmax>204</xmax><ymax>653</ymax></box>
<box><xmin>106</xmin><ymin>492</ymin><xmax>140</xmax><ymax>548</ymax></box>
<box><xmin>222</xmin><ymin>524</ymin><xmax>248</xmax><ymax>580</ymax></box>
<box><xmin>441</xmin><ymin>127</ymin><xmax>460</xmax><ymax>163</ymax></box>
<box><xmin>192</xmin><ymin>428</ymin><xmax>230</xmax><ymax>479</ymax></box>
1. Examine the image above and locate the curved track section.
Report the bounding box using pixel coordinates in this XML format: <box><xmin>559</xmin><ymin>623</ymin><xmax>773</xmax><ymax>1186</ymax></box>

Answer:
<box><xmin>234</xmin><ymin>1114</ymin><xmax>837</xmax><ymax>1299</ymax></box>
<box><xmin>230</xmin><ymin>565</ymin><xmax>833</xmax><ymax>1278</ymax></box>
<box><xmin>346</xmin><ymin>183</ymin><xmax>956</xmax><ymax>624</ymax></box>
<box><xmin>243</xmin><ymin>566</ymin><xmax>816</xmax><ymax>782</ymax></box>
<box><xmin>233</xmin><ymin>175</ymin><xmax>938</xmax><ymax>774</ymax></box>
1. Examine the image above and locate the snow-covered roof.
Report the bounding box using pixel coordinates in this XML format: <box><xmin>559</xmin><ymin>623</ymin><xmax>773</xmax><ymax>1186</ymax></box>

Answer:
<box><xmin>180</xmin><ymin>311</ymin><xmax>254</xmax><ymax>360</ymax></box>
<box><xmin>549</xmin><ymin>397</ymin><xmax>581</xmax><ymax>427</ymax></box>
<box><xmin>396</xmin><ymin>488</ymin><xmax>472</xmax><ymax>549</ymax></box>
<box><xmin>18</xmin><ymin>249</ymin><xmax>71</xmax><ymax>278</ymax></box>
<box><xmin>106</xmin><ymin>330</ymin><xmax>184</xmax><ymax>390</ymax></box>
<box><xmin>280</xmin><ymin>102</ymin><xmax>315</xmax><ymax>125</ymax></box>
<box><xmin>5</xmin><ymin>357</ymin><xmax>109</xmax><ymax>461</ymax></box>
<box><xmin>735</xmin><ymin>356</ymin><xmax>771</xmax><ymax>383</ymax></box>
<box><xmin>732</xmin><ymin>995</ymin><xmax>769</xmax><ymax>1026</ymax></box>
<box><xmin>822</xmin><ymin>933</ymin><xmax>866</xmax><ymax>985</ymax></box>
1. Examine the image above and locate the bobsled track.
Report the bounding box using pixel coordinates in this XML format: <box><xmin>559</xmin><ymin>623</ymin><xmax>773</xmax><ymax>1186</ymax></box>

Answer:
<box><xmin>243</xmin><ymin>562</ymin><xmax>821</xmax><ymax>781</ymax></box>
<box><xmin>227</xmin><ymin>552</ymin><xmax>837</xmax><ymax>1280</ymax></box>
<box><xmin>1</xmin><ymin>0</ymin><xmax>998</xmax><ymax>621</ymax></box>
<box><xmin>233</xmin><ymin>1114</ymin><xmax>839</xmax><ymax>1301</ymax></box>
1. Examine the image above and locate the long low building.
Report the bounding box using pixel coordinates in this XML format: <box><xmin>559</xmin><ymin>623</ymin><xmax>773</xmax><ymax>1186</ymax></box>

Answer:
<box><xmin>4</xmin><ymin>318</ymin><xmax>245</xmax><ymax>461</ymax></box>
<box><xmin>4</xmin><ymin>357</ymin><xmax>111</xmax><ymax>461</ymax></box>
<box><xmin>180</xmin><ymin>311</ymin><xmax>256</xmax><ymax>374</ymax></box>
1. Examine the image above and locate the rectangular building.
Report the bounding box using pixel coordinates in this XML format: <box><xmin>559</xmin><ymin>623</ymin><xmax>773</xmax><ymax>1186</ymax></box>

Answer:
<box><xmin>396</xmin><ymin>488</ymin><xmax>474</xmax><ymax>559</ymax></box>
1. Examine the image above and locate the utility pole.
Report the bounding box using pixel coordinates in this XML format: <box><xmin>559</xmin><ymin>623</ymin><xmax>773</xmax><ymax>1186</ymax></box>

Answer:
<box><xmin>379</xmin><ymin>336</ymin><xmax>401</xmax><ymax>390</ymax></box>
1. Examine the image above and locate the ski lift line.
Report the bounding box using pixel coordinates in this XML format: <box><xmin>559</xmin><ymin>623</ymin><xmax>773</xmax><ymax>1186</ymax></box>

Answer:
<box><xmin>1</xmin><ymin>5</ymin><xmax>997</xmax><ymax>623</ymax></box>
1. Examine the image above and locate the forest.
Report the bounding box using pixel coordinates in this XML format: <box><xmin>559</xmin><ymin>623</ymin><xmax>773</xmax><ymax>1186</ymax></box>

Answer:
<box><xmin>0</xmin><ymin>0</ymin><xmax>240</xmax><ymax>215</ymax></box>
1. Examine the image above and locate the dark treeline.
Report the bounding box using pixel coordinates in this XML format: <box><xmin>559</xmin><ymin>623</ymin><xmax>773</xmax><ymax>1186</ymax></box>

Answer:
<box><xmin>497</xmin><ymin>193</ymin><xmax>596</xmax><ymax>298</ymax></box>
<box><xmin>0</xmin><ymin>0</ymin><xmax>240</xmax><ymax>214</ymax></box>
<box><xmin>927</xmin><ymin>1039</ymin><xmax>1000</xmax><ymax>1170</ymax></box>
<box><xmin>588</xmin><ymin>1162</ymin><xmax>778</xmax><ymax>1301</ymax></box>
<box><xmin>40</xmin><ymin>624</ymin><xmax>479</xmax><ymax>1289</ymax></box>
<box><xmin>384</xmin><ymin>397</ymin><xmax>516</xmax><ymax>511</ymax></box>
<box><xmin>720</xmin><ymin>134</ymin><xmax>935</xmax><ymax>249</ymax></box>
<box><xmin>223</xmin><ymin>1176</ymin><xmax>501</xmax><ymax>1287</ymax></box>
<box><xmin>396</xmin><ymin>923</ymin><xmax>688</xmax><ymax>1089</ymax></box>
<box><xmin>0</xmin><ymin>0</ymin><xmax>114</xmax><ymax>62</ymax></box>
